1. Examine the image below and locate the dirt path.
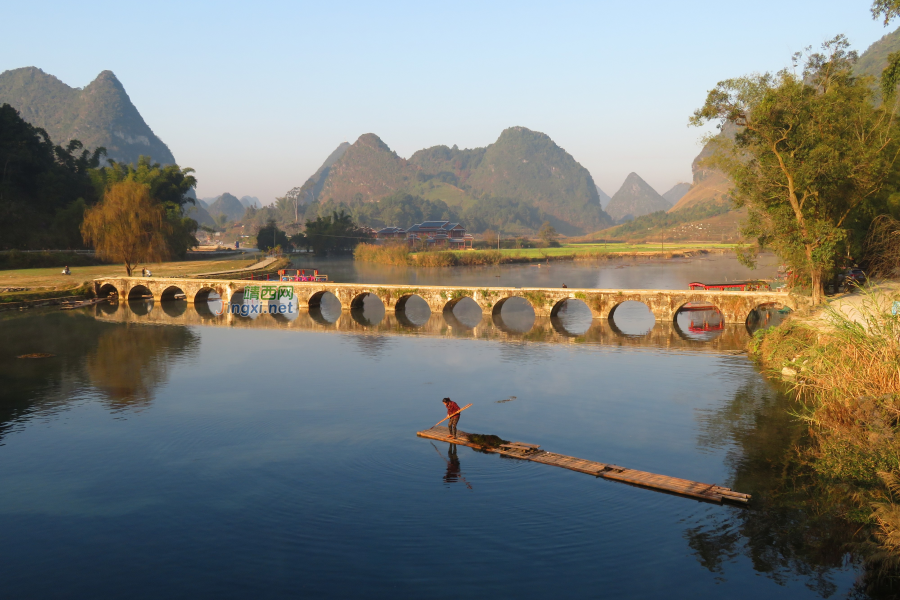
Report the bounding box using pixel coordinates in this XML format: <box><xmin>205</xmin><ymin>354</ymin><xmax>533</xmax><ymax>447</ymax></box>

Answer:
<box><xmin>808</xmin><ymin>281</ymin><xmax>900</xmax><ymax>330</ymax></box>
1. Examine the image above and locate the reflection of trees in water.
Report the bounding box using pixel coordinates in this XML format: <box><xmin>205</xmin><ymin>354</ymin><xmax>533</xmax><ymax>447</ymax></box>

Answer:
<box><xmin>0</xmin><ymin>312</ymin><xmax>100</xmax><ymax>442</ymax></box>
<box><xmin>85</xmin><ymin>324</ymin><xmax>199</xmax><ymax>410</ymax></box>
<box><xmin>0</xmin><ymin>313</ymin><xmax>197</xmax><ymax>441</ymax></box>
<box><xmin>687</xmin><ymin>371</ymin><xmax>898</xmax><ymax>597</ymax></box>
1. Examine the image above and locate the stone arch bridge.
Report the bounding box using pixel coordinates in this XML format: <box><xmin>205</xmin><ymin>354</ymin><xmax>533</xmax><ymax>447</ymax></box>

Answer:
<box><xmin>94</xmin><ymin>277</ymin><xmax>809</xmax><ymax>324</ymax></box>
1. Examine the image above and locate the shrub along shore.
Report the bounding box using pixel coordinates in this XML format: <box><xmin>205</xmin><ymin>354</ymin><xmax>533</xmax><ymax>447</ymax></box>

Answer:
<box><xmin>749</xmin><ymin>287</ymin><xmax>900</xmax><ymax>568</ymax></box>
<box><xmin>353</xmin><ymin>243</ymin><xmax>733</xmax><ymax>267</ymax></box>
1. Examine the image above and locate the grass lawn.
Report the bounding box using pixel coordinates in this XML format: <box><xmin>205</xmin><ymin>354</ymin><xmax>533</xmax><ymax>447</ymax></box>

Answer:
<box><xmin>0</xmin><ymin>256</ymin><xmax>261</xmax><ymax>301</ymax></box>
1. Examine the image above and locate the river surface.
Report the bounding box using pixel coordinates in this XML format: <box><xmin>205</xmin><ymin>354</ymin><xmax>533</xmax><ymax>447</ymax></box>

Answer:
<box><xmin>0</xmin><ymin>254</ymin><xmax>873</xmax><ymax>598</ymax></box>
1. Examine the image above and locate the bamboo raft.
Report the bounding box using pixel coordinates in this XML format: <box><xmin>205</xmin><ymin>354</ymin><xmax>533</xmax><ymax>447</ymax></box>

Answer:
<box><xmin>417</xmin><ymin>427</ymin><xmax>750</xmax><ymax>505</ymax></box>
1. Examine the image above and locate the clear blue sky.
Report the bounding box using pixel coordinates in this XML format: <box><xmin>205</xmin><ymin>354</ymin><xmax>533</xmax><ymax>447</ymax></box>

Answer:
<box><xmin>1</xmin><ymin>1</ymin><xmax>895</xmax><ymax>203</ymax></box>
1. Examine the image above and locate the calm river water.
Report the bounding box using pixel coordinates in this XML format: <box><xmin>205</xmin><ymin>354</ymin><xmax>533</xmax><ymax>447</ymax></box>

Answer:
<box><xmin>0</xmin><ymin>254</ymin><xmax>874</xmax><ymax>598</ymax></box>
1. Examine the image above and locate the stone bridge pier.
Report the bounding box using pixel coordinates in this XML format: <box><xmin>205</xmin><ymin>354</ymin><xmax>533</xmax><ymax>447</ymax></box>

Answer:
<box><xmin>93</xmin><ymin>277</ymin><xmax>811</xmax><ymax>324</ymax></box>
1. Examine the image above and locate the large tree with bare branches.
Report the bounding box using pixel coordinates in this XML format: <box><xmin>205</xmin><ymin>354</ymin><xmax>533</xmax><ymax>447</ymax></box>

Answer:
<box><xmin>81</xmin><ymin>180</ymin><xmax>172</xmax><ymax>276</ymax></box>
<box><xmin>691</xmin><ymin>36</ymin><xmax>900</xmax><ymax>304</ymax></box>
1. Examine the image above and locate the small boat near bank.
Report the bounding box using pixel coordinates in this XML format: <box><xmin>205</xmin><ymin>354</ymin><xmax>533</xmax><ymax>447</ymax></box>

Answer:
<box><xmin>688</xmin><ymin>280</ymin><xmax>771</xmax><ymax>291</ymax></box>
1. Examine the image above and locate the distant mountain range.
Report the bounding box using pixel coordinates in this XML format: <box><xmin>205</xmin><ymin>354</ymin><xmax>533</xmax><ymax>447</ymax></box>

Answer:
<box><xmin>0</xmin><ymin>67</ymin><xmax>175</xmax><ymax>166</ymax></box>
<box><xmin>206</xmin><ymin>193</ymin><xmax>247</xmax><ymax>222</ymax></box>
<box><xmin>185</xmin><ymin>203</ymin><xmax>215</xmax><ymax>227</ymax></box>
<box><xmin>605</xmin><ymin>173</ymin><xmax>671</xmax><ymax>223</ymax></box>
<box><xmin>662</xmin><ymin>183</ymin><xmax>691</xmax><ymax>205</ymax></box>
<box><xmin>296</xmin><ymin>126</ymin><xmax>611</xmax><ymax>233</ymax></box>
<box><xmin>595</xmin><ymin>186</ymin><xmax>611</xmax><ymax>208</ymax></box>
<box><xmin>239</xmin><ymin>196</ymin><xmax>261</xmax><ymax>209</ymax></box>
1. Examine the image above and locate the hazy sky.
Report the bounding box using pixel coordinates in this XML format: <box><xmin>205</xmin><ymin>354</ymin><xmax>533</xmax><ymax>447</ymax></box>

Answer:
<box><xmin>2</xmin><ymin>1</ymin><xmax>895</xmax><ymax>203</ymax></box>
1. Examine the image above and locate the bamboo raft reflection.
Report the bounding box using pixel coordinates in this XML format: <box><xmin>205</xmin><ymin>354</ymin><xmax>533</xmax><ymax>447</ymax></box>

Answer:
<box><xmin>417</xmin><ymin>427</ymin><xmax>751</xmax><ymax>505</ymax></box>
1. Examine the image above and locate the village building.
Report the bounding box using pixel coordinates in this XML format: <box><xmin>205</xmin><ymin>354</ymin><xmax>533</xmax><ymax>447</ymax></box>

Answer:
<box><xmin>375</xmin><ymin>226</ymin><xmax>407</xmax><ymax>240</ymax></box>
<box><xmin>376</xmin><ymin>221</ymin><xmax>474</xmax><ymax>249</ymax></box>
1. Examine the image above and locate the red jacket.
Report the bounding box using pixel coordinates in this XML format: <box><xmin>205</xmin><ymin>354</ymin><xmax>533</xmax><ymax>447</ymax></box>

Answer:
<box><xmin>446</xmin><ymin>401</ymin><xmax>461</xmax><ymax>418</ymax></box>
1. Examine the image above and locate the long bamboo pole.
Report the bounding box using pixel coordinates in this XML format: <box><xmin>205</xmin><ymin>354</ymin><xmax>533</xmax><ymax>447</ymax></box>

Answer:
<box><xmin>432</xmin><ymin>403</ymin><xmax>472</xmax><ymax>428</ymax></box>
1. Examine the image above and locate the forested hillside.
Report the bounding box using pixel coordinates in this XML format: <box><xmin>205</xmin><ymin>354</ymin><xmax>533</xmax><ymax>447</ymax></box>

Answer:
<box><xmin>0</xmin><ymin>67</ymin><xmax>176</xmax><ymax>166</ymax></box>
<box><xmin>289</xmin><ymin>126</ymin><xmax>611</xmax><ymax>234</ymax></box>
<box><xmin>0</xmin><ymin>104</ymin><xmax>197</xmax><ymax>251</ymax></box>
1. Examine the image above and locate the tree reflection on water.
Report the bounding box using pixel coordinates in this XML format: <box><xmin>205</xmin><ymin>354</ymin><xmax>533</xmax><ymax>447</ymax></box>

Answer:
<box><xmin>85</xmin><ymin>323</ymin><xmax>198</xmax><ymax>409</ymax></box>
<box><xmin>0</xmin><ymin>311</ymin><xmax>199</xmax><ymax>439</ymax></box>
<box><xmin>690</xmin><ymin>371</ymin><xmax>900</xmax><ymax>598</ymax></box>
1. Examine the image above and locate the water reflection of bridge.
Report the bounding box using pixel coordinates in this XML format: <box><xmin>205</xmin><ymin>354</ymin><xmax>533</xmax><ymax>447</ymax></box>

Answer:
<box><xmin>92</xmin><ymin>300</ymin><xmax>752</xmax><ymax>353</ymax></box>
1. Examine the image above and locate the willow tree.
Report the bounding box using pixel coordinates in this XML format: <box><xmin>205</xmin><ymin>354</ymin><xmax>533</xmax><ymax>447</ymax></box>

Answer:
<box><xmin>691</xmin><ymin>36</ymin><xmax>900</xmax><ymax>304</ymax></box>
<box><xmin>81</xmin><ymin>180</ymin><xmax>171</xmax><ymax>276</ymax></box>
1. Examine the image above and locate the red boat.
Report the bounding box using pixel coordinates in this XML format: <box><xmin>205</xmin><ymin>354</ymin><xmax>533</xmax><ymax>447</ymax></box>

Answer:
<box><xmin>688</xmin><ymin>280</ymin><xmax>770</xmax><ymax>291</ymax></box>
<box><xmin>278</xmin><ymin>269</ymin><xmax>328</xmax><ymax>282</ymax></box>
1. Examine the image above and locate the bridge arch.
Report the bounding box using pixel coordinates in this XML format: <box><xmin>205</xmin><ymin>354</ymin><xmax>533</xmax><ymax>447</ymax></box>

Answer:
<box><xmin>160</xmin><ymin>285</ymin><xmax>186</xmax><ymax>302</ymax></box>
<box><xmin>746</xmin><ymin>301</ymin><xmax>789</xmax><ymax>334</ymax></box>
<box><xmin>395</xmin><ymin>293</ymin><xmax>426</xmax><ymax>311</ymax></box>
<box><xmin>127</xmin><ymin>284</ymin><xmax>152</xmax><ymax>301</ymax></box>
<box><xmin>349</xmin><ymin>292</ymin><xmax>385</xmax><ymax>327</ymax></box>
<box><xmin>443</xmin><ymin>296</ymin><xmax>483</xmax><ymax>329</ymax></box>
<box><xmin>308</xmin><ymin>290</ymin><xmax>340</xmax><ymax>310</ymax></box>
<box><xmin>491</xmin><ymin>296</ymin><xmax>536</xmax><ymax>334</ymax></box>
<box><xmin>491</xmin><ymin>295</ymin><xmax>536</xmax><ymax>317</ymax></box>
<box><xmin>193</xmin><ymin>287</ymin><xmax>221</xmax><ymax>304</ymax></box>
<box><xmin>674</xmin><ymin>301</ymin><xmax>725</xmax><ymax>340</ymax></box>
<box><xmin>307</xmin><ymin>290</ymin><xmax>342</xmax><ymax>324</ymax></box>
<box><xmin>350</xmin><ymin>292</ymin><xmax>380</xmax><ymax>310</ymax></box>
<box><xmin>97</xmin><ymin>283</ymin><xmax>119</xmax><ymax>298</ymax></box>
<box><xmin>674</xmin><ymin>300</ymin><xmax>724</xmax><ymax>320</ymax></box>
<box><xmin>607</xmin><ymin>299</ymin><xmax>656</xmax><ymax>321</ymax></box>
<box><xmin>395</xmin><ymin>294</ymin><xmax>432</xmax><ymax>327</ymax></box>
<box><xmin>549</xmin><ymin>298</ymin><xmax>592</xmax><ymax>336</ymax></box>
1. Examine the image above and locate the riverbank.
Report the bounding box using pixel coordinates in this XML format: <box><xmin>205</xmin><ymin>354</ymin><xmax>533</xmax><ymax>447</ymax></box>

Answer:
<box><xmin>750</xmin><ymin>285</ymin><xmax>900</xmax><ymax>484</ymax></box>
<box><xmin>354</xmin><ymin>242</ymin><xmax>736</xmax><ymax>267</ymax></box>
<box><xmin>749</xmin><ymin>284</ymin><xmax>900</xmax><ymax>570</ymax></box>
<box><xmin>0</xmin><ymin>255</ymin><xmax>264</xmax><ymax>303</ymax></box>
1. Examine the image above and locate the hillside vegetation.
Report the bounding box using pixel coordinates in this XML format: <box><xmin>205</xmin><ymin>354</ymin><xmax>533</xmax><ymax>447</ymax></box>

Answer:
<box><xmin>289</xmin><ymin>126</ymin><xmax>612</xmax><ymax>234</ymax></box>
<box><xmin>0</xmin><ymin>67</ymin><xmax>175</xmax><ymax>166</ymax></box>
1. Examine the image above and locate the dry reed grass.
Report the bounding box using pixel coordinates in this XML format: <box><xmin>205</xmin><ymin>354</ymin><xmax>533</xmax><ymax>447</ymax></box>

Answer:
<box><xmin>753</xmin><ymin>288</ymin><xmax>900</xmax><ymax>483</ymax></box>
<box><xmin>353</xmin><ymin>243</ymin><xmax>410</xmax><ymax>266</ymax></box>
<box><xmin>353</xmin><ymin>243</ymin><xmax>503</xmax><ymax>266</ymax></box>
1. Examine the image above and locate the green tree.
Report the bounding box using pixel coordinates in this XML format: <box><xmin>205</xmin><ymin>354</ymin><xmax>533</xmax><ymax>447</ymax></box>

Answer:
<box><xmin>873</xmin><ymin>0</ymin><xmax>900</xmax><ymax>24</ymax></box>
<box><xmin>256</xmin><ymin>220</ymin><xmax>292</xmax><ymax>252</ymax></box>
<box><xmin>96</xmin><ymin>156</ymin><xmax>199</xmax><ymax>257</ymax></box>
<box><xmin>81</xmin><ymin>180</ymin><xmax>171</xmax><ymax>276</ymax></box>
<box><xmin>0</xmin><ymin>104</ymin><xmax>104</xmax><ymax>249</ymax></box>
<box><xmin>538</xmin><ymin>221</ymin><xmax>559</xmax><ymax>246</ymax></box>
<box><xmin>691</xmin><ymin>36</ymin><xmax>900</xmax><ymax>304</ymax></box>
<box><xmin>305</xmin><ymin>210</ymin><xmax>372</xmax><ymax>255</ymax></box>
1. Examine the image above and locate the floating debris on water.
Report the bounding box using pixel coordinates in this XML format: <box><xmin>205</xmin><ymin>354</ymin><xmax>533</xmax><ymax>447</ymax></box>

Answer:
<box><xmin>17</xmin><ymin>353</ymin><xmax>55</xmax><ymax>359</ymax></box>
<box><xmin>496</xmin><ymin>396</ymin><xmax>517</xmax><ymax>404</ymax></box>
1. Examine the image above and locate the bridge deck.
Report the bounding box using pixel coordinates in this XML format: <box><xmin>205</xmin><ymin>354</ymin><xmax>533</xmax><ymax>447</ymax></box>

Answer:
<box><xmin>417</xmin><ymin>427</ymin><xmax>750</xmax><ymax>505</ymax></box>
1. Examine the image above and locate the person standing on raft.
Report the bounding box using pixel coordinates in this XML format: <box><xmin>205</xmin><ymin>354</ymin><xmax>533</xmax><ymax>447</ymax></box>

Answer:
<box><xmin>442</xmin><ymin>397</ymin><xmax>461</xmax><ymax>439</ymax></box>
